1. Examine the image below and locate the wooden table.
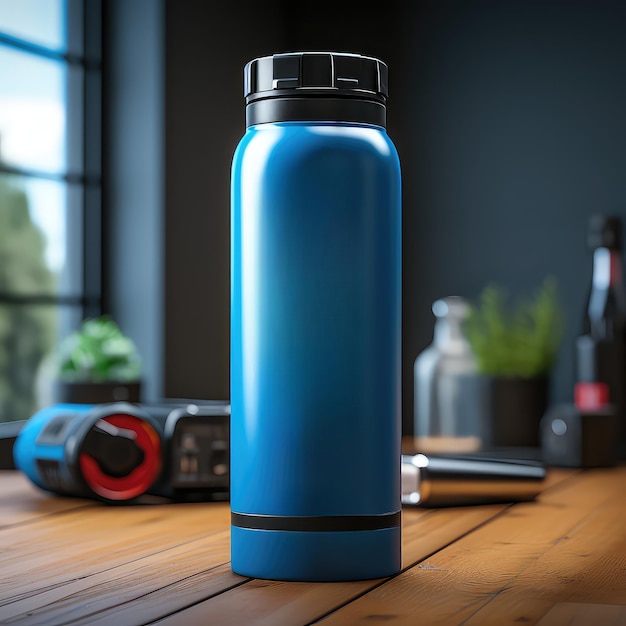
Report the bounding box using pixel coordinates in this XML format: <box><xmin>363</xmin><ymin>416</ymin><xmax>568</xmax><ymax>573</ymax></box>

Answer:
<box><xmin>1</xmin><ymin>463</ymin><xmax>626</xmax><ymax>625</ymax></box>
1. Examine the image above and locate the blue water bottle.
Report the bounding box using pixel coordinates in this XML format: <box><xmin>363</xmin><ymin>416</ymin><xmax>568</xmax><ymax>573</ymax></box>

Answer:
<box><xmin>230</xmin><ymin>51</ymin><xmax>402</xmax><ymax>581</ymax></box>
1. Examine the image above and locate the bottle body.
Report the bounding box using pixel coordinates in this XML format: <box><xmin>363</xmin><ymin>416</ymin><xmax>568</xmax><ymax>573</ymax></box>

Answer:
<box><xmin>230</xmin><ymin>121</ymin><xmax>401</xmax><ymax>581</ymax></box>
<box><xmin>414</xmin><ymin>297</ymin><xmax>482</xmax><ymax>453</ymax></box>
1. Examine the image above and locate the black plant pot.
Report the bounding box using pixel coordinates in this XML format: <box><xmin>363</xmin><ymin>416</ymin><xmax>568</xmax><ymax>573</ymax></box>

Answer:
<box><xmin>484</xmin><ymin>376</ymin><xmax>549</xmax><ymax>448</ymax></box>
<box><xmin>54</xmin><ymin>380</ymin><xmax>142</xmax><ymax>405</ymax></box>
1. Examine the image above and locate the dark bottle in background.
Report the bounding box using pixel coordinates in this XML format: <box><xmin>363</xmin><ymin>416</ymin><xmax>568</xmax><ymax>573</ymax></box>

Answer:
<box><xmin>575</xmin><ymin>215</ymin><xmax>626</xmax><ymax>455</ymax></box>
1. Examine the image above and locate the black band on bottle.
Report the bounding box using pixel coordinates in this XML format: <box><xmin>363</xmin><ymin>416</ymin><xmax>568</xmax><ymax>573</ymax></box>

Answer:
<box><xmin>246</xmin><ymin>97</ymin><xmax>386</xmax><ymax>128</ymax></box>
<box><xmin>231</xmin><ymin>511</ymin><xmax>401</xmax><ymax>532</ymax></box>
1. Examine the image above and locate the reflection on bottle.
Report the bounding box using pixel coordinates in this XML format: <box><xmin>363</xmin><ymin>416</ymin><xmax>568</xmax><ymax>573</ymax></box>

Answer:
<box><xmin>414</xmin><ymin>296</ymin><xmax>482</xmax><ymax>453</ymax></box>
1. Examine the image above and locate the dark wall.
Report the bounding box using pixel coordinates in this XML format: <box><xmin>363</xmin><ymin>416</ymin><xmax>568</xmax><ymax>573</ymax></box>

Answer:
<box><xmin>402</xmin><ymin>0</ymin><xmax>626</xmax><ymax>433</ymax></box>
<box><xmin>162</xmin><ymin>2</ymin><xmax>286</xmax><ymax>401</ymax></box>
<box><xmin>161</xmin><ymin>1</ymin><xmax>405</xmax><ymax>402</ymax></box>
<box><xmin>106</xmin><ymin>0</ymin><xmax>626</xmax><ymax>433</ymax></box>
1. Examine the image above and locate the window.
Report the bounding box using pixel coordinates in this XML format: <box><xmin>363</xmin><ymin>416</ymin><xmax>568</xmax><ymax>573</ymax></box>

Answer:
<box><xmin>0</xmin><ymin>0</ymin><xmax>101</xmax><ymax>424</ymax></box>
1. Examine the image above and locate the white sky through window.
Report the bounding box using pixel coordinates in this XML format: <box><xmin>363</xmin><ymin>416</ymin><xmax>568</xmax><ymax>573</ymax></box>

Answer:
<box><xmin>0</xmin><ymin>2</ymin><xmax>68</xmax><ymax>275</ymax></box>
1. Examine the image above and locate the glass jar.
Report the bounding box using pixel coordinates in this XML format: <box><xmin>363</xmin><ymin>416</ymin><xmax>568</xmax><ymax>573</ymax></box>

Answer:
<box><xmin>414</xmin><ymin>296</ymin><xmax>482</xmax><ymax>453</ymax></box>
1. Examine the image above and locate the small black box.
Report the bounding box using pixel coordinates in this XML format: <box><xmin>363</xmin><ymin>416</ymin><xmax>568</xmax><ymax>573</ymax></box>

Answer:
<box><xmin>540</xmin><ymin>403</ymin><xmax>618</xmax><ymax>468</ymax></box>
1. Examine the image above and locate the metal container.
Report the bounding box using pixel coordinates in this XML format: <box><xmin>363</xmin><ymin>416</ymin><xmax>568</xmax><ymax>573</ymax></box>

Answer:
<box><xmin>230</xmin><ymin>52</ymin><xmax>402</xmax><ymax>581</ymax></box>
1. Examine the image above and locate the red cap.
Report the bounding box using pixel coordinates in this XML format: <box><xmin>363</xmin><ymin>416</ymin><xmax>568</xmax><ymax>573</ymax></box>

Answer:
<box><xmin>79</xmin><ymin>413</ymin><xmax>161</xmax><ymax>501</ymax></box>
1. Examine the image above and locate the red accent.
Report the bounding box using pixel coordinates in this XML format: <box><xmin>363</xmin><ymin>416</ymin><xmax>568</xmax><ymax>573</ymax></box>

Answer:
<box><xmin>609</xmin><ymin>250</ymin><xmax>622</xmax><ymax>287</ymax></box>
<box><xmin>574</xmin><ymin>382</ymin><xmax>610</xmax><ymax>411</ymax></box>
<box><xmin>79</xmin><ymin>414</ymin><xmax>161</xmax><ymax>501</ymax></box>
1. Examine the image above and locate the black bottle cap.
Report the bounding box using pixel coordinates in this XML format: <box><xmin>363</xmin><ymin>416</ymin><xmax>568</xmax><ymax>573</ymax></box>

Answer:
<box><xmin>243</xmin><ymin>52</ymin><xmax>388</xmax><ymax>127</ymax></box>
<box><xmin>244</xmin><ymin>52</ymin><xmax>388</xmax><ymax>102</ymax></box>
<box><xmin>587</xmin><ymin>215</ymin><xmax>622</xmax><ymax>250</ymax></box>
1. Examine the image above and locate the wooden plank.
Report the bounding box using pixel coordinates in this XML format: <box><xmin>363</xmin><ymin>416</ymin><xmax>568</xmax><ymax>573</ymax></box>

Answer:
<box><xmin>0</xmin><ymin>471</ymin><xmax>93</xmax><ymax>528</ymax></box>
<box><xmin>0</xmin><ymin>505</ymin><xmax>506</xmax><ymax>626</ymax></box>
<box><xmin>74</xmin><ymin>564</ymin><xmax>247</xmax><ymax>626</ymax></box>
<box><xmin>0</xmin><ymin>502</ymin><xmax>231</xmax><ymax>604</ymax></box>
<box><xmin>145</xmin><ymin>468</ymin><xmax>573</xmax><ymax>625</ymax></box>
<box><xmin>537</xmin><ymin>602</ymin><xmax>626</xmax><ymax>626</ymax></box>
<box><xmin>152</xmin><ymin>506</ymin><xmax>512</xmax><ymax>626</ymax></box>
<box><xmin>462</xmin><ymin>478</ymin><xmax>626</xmax><ymax>624</ymax></box>
<box><xmin>0</xmin><ymin>465</ymin><xmax>575</xmax><ymax>626</ymax></box>
<box><xmin>0</xmin><ymin>531</ymin><xmax>244</xmax><ymax>625</ymax></box>
<box><xmin>313</xmin><ymin>467</ymin><xmax>626</xmax><ymax>625</ymax></box>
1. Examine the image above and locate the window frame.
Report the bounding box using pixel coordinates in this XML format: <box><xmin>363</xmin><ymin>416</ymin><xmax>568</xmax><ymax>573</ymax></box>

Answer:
<box><xmin>0</xmin><ymin>0</ymin><xmax>102</xmax><ymax>464</ymax></box>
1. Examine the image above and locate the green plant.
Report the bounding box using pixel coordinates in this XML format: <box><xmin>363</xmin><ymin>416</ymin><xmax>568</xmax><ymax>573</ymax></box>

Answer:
<box><xmin>57</xmin><ymin>316</ymin><xmax>141</xmax><ymax>383</ymax></box>
<box><xmin>466</xmin><ymin>278</ymin><xmax>564</xmax><ymax>377</ymax></box>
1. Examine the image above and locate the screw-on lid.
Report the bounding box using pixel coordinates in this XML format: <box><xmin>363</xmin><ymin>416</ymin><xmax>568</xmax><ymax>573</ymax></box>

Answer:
<box><xmin>243</xmin><ymin>52</ymin><xmax>389</xmax><ymax>127</ymax></box>
<box><xmin>244</xmin><ymin>52</ymin><xmax>388</xmax><ymax>101</ymax></box>
<box><xmin>587</xmin><ymin>215</ymin><xmax>622</xmax><ymax>250</ymax></box>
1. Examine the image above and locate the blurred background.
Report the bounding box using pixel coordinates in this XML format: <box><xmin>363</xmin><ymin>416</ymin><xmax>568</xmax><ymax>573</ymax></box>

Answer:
<box><xmin>1</xmin><ymin>0</ymin><xmax>626</xmax><ymax>436</ymax></box>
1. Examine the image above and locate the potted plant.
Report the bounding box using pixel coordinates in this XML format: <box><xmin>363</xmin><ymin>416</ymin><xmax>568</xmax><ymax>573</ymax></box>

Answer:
<box><xmin>54</xmin><ymin>316</ymin><xmax>142</xmax><ymax>404</ymax></box>
<box><xmin>466</xmin><ymin>278</ymin><xmax>564</xmax><ymax>447</ymax></box>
